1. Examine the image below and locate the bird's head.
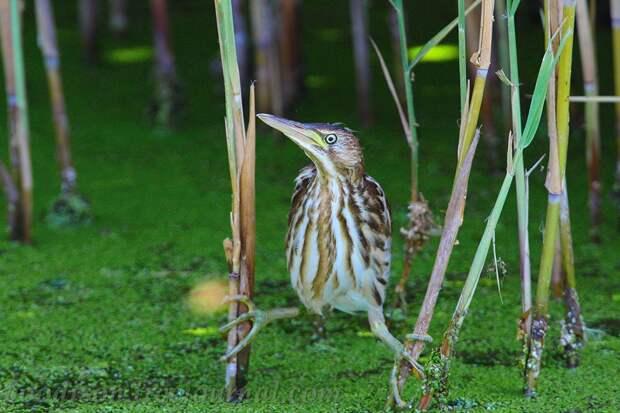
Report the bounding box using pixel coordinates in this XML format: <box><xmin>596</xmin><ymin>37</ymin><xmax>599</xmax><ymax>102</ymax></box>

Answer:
<box><xmin>257</xmin><ymin>114</ymin><xmax>364</xmax><ymax>178</ymax></box>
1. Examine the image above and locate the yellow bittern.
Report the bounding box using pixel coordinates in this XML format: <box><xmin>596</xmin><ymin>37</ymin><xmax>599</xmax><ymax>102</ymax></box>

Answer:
<box><xmin>221</xmin><ymin>114</ymin><xmax>430</xmax><ymax>406</ymax></box>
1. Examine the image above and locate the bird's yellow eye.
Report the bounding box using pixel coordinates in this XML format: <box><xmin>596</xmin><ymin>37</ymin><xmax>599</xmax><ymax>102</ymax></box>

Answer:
<box><xmin>324</xmin><ymin>134</ymin><xmax>338</xmax><ymax>145</ymax></box>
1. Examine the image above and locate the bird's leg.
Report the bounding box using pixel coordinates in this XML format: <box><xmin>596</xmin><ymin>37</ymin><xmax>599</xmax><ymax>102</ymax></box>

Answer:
<box><xmin>368</xmin><ymin>309</ymin><xmax>432</xmax><ymax>409</ymax></box>
<box><xmin>312</xmin><ymin>314</ymin><xmax>327</xmax><ymax>341</ymax></box>
<box><xmin>219</xmin><ymin>295</ymin><xmax>300</xmax><ymax>361</ymax></box>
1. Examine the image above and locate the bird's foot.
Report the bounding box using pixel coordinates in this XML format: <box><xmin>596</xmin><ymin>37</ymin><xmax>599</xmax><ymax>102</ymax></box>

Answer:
<box><xmin>387</xmin><ymin>334</ymin><xmax>433</xmax><ymax>410</ymax></box>
<box><xmin>219</xmin><ymin>295</ymin><xmax>299</xmax><ymax>361</ymax></box>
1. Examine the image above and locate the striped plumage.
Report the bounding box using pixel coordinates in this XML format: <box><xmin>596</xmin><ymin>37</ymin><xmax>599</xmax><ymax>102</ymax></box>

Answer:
<box><xmin>222</xmin><ymin>114</ymin><xmax>427</xmax><ymax>408</ymax></box>
<box><xmin>286</xmin><ymin>163</ymin><xmax>391</xmax><ymax>316</ymax></box>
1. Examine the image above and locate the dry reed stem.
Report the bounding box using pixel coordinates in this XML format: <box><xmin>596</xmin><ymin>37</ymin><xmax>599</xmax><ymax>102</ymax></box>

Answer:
<box><xmin>576</xmin><ymin>0</ymin><xmax>602</xmax><ymax>242</ymax></box>
<box><xmin>0</xmin><ymin>0</ymin><xmax>33</xmax><ymax>243</ymax></box>
<box><xmin>350</xmin><ymin>0</ymin><xmax>373</xmax><ymax>126</ymax></box>
<box><xmin>215</xmin><ymin>0</ymin><xmax>255</xmax><ymax>400</ymax></box>
<box><xmin>393</xmin><ymin>0</ymin><xmax>495</xmax><ymax>403</ymax></box>
<box><xmin>35</xmin><ymin>0</ymin><xmax>77</xmax><ymax>194</ymax></box>
<box><xmin>250</xmin><ymin>0</ymin><xmax>283</xmax><ymax>116</ymax></box>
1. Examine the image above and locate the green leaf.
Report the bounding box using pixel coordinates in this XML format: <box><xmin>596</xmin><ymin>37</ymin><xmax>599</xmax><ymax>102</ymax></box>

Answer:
<box><xmin>519</xmin><ymin>31</ymin><xmax>571</xmax><ymax>150</ymax></box>
<box><xmin>408</xmin><ymin>0</ymin><xmax>482</xmax><ymax>71</ymax></box>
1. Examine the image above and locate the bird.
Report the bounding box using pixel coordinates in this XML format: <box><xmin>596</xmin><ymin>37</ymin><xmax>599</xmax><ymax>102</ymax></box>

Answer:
<box><xmin>220</xmin><ymin>114</ymin><xmax>430</xmax><ymax>407</ymax></box>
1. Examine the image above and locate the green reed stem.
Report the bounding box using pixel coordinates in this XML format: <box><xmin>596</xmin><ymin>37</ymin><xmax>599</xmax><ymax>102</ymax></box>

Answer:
<box><xmin>7</xmin><ymin>0</ymin><xmax>33</xmax><ymax>243</ymax></box>
<box><xmin>425</xmin><ymin>23</ymin><xmax>569</xmax><ymax>408</ymax></box>
<box><xmin>506</xmin><ymin>0</ymin><xmax>533</xmax><ymax>341</ymax></box>
<box><xmin>458</xmin><ymin>0</ymin><xmax>467</xmax><ymax>113</ymax></box>
<box><xmin>389</xmin><ymin>0</ymin><xmax>419</xmax><ymax>200</ymax></box>
<box><xmin>525</xmin><ymin>0</ymin><xmax>576</xmax><ymax>396</ymax></box>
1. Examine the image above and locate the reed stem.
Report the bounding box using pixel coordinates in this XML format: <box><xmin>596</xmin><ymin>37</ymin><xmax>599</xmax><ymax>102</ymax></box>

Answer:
<box><xmin>506</xmin><ymin>0</ymin><xmax>533</xmax><ymax>351</ymax></box>
<box><xmin>394</xmin><ymin>0</ymin><xmax>495</xmax><ymax>405</ymax></box>
<box><xmin>463</xmin><ymin>0</ymin><xmax>500</xmax><ymax>172</ymax></box>
<box><xmin>388</xmin><ymin>7</ymin><xmax>405</xmax><ymax>103</ymax></box>
<box><xmin>109</xmin><ymin>0</ymin><xmax>128</xmax><ymax>37</ymax></box>
<box><xmin>457</xmin><ymin>0</ymin><xmax>494</xmax><ymax>170</ymax></box>
<box><xmin>525</xmin><ymin>0</ymin><xmax>577</xmax><ymax>396</ymax></box>
<box><xmin>418</xmin><ymin>7</ymin><xmax>569</xmax><ymax>406</ymax></box>
<box><xmin>495</xmin><ymin>0</ymin><xmax>512</xmax><ymax>131</ymax></box>
<box><xmin>350</xmin><ymin>0</ymin><xmax>373</xmax><ymax>126</ymax></box>
<box><xmin>78</xmin><ymin>0</ymin><xmax>100</xmax><ymax>63</ymax></box>
<box><xmin>232</xmin><ymin>0</ymin><xmax>250</xmax><ymax>95</ymax></box>
<box><xmin>215</xmin><ymin>0</ymin><xmax>255</xmax><ymax>401</ymax></box>
<box><xmin>35</xmin><ymin>0</ymin><xmax>77</xmax><ymax>194</ymax></box>
<box><xmin>576</xmin><ymin>0</ymin><xmax>601</xmax><ymax>242</ymax></box>
<box><xmin>0</xmin><ymin>0</ymin><xmax>33</xmax><ymax>243</ymax></box>
<box><xmin>558</xmin><ymin>179</ymin><xmax>585</xmax><ymax>367</ymax></box>
<box><xmin>458</xmin><ymin>0</ymin><xmax>467</xmax><ymax>113</ymax></box>
<box><xmin>391</xmin><ymin>0</ymin><xmax>419</xmax><ymax>201</ymax></box>
<box><xmin>610</xmin><ymin>0</ymin><xmax>620</xmax><ymax>228</ymax></box>
<box><xmin>278</xmin><ymin>0</ymin><xmax>302</xmax><ymax>109</ymax></box>
<box><xmin>150</xmin><ymin>0</ymin><xmax>182</xmax><ymax>129</ymax></box>
<box><xmin>250</xmin><ymin>0</ymin><xmax>283</xmax><ymax>116</ymax></box>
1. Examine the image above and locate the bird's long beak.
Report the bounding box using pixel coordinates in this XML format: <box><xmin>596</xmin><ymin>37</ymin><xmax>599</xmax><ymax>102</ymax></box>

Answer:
<box><xmin>257</xmin><ymin>113</ymin><xmax>327</xmax><ymax>151</ymax></box>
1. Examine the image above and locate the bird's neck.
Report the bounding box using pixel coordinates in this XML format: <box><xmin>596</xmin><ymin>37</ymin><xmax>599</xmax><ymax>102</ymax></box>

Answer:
<box><xmin>315</xmin><ymin>165</ymin><xmax>364</xmax><ymax>187</ymax></box>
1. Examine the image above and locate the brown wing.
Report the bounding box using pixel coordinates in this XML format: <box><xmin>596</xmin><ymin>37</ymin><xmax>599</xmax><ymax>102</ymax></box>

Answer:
<box><xmin>286</xmin><ymin>165</ymin><xmax>317</xmax><ymax>271</ymax></box>
<box><xmin>360</xmin><ymin>174</ymin><xmax>392</xmax><ymax>306</ymax></box>
<box><xmin>362</xmin><ymin>174</ymin><xmax>391</xmax><ymax>238</ymax></box>
<box><xmin>288</xmin><ymin>165</ymin><xmax>316</xmax><ymax>226</ymax></box>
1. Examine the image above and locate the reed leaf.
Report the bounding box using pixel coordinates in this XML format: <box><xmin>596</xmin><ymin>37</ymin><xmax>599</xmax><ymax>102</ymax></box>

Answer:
<box><xmin>408</xmin><ymin>0</ymin><xmax>482</xmax><ymax>71</ymax></box>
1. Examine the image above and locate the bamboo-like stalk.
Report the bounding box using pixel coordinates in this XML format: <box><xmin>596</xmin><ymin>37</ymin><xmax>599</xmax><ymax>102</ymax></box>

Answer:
<box><xmin>388</xmin><ymin>0</ymin><xmax>494</xmax><ymax>306</ymax></box>
<box><xmin>0</xmin><ymin>1</ymin><xmax>19</xmax><ymax>238</ymax></box>
<box><xmin>278</xmin><ymin>0</ymin><xmax>303</xmax><ymax>108</ymax></box>
<box><xmin>525</xmin><ymin>0</ymin><xmax>577</xmax><ymax>396</ymax></box>
<box><xmin>570</xmin><ymin>95</ymin><xmax>620</xmax><ymax>102</ymax></box>
<box><xmin>393</xmin><ymin>0</ymin><xmax>495</xmax><ymax>402</ymax></box>
<box><xmin>457</xmin><ymin>0</ymin><xmax>495</xmax><ymax>170</ymax></box>
<box><xmin>421</xmin><ymin>27</ymin><xmax>567</xmax><ymax>408</ymax></box>
<box><xmin>551</xmin><ymin>0</ymin><xmax>585</xmax><ymax>370</ymax></box>
<box><xmin>11</xmin><ymin>0</ymin><xmax>32</xmax><ymax>240</ymax></box>
<box><xmin>0</xmin><ymin>0</ymin><xmax>33</xmax><ymax>243</ymax></box>
<box><xmin>495</xmin><ymin>0</ymin><xmax>512</xmax><ymax>131</ymax></box>
<box><xmin>394</xmin><ymin>128</ymin><xmax>481</xmax><ymax>407</ymax></box>
<box><xmin>35</xmin><ymin>0</ymin><xmax>77</xmax><ymax>194</ymax></box>
<box><xmin>350</xmin><ymin>0</ymin><xmax>373</xmax><ymax>126</ymax></box>
<box><xmin>0</xmin><ymin>160</ymin><xmax>18</xmax><ymax>234</ymax></box>
<box><xmin>458</xmin><ymin>0</ymin><xmax>467</xmax><ymax>112</ymax></box>
<box><xmin>386</xmin><ymin>0</ymin><xmax>435</xmax><ymax>310</ymax></box>
<box><xmin>78</xmin><ymin>0</ymin><xmax>100</xmax><ymax>63</ymax></box>
<box><xmin>550</xmin><ymin>229</ymin><xmax>564</xmax><ymax>299</ymax></box>
<box><xmin>613</xmin><ymin>0</ymin><xmax>620</xmax><ymax>229</ymax></box>
<box><xmin>576</xmin><ymin>0</ymin><xmax>601</xmax><ymax>242</ymax></box>
<box><xmin>388</xmin><ymin>7</ymin><xmax>405</xmax><ymax>103</ymax></box>
<box><xmin>232</xmin><ymin>0</ymin><xmax>249</xmax><ymax>94</ymax></box>
<box><xmin>505</xmin><ymin>0</ymin><xmax>533</xmax><ymax>357</ymax></box>
<box><xmin>214</xmin><ymin>0</ymin><xmax>256</xmax><ymax>401</ymax></box>
<box><xmin>389</xmin><ymin>0</ymin><xmax>418</xmax><ymax>197</ymax></box>
<box><xmin>558</xmin><ymin>179</ymin><xmax>585</xmax><ymax>367</ymax></box>
<box><xmin>464</xmin><ymin>0</ymin><xmax>500</xmax><ymax>172</ymax></box>
<box><xmin>150</xmin><ymin>0</ymin><xmax>182</xmax><ymax>129</ymax></box>
<box><xmin>108</xmin><ymin>0</ymin><xmax>128</xmax><ymax>37</ymax></box>
<box><xmin>250</xmin><ymin>0</ymin><xmax>283</xmax><ymax>116</ymax></box>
